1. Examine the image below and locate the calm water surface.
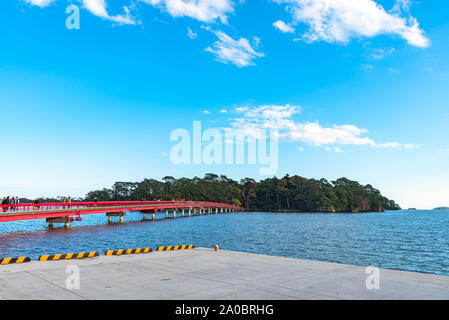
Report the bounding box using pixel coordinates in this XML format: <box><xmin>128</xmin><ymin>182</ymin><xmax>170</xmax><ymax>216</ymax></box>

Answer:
<box><xmin>1</xmin><ymin>210</ymin><xmax>448</xmax><ymax>276</ymax></box>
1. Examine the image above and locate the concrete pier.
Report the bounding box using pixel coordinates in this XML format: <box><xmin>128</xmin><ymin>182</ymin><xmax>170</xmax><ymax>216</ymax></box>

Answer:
<box><xmin>1</xmin><ymin>248</ymin><xmax>448</xmax><ymax>300</ymax></box>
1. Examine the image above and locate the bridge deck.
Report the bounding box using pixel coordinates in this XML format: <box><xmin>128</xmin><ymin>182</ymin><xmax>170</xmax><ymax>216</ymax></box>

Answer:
<box><xmin>0</xmin><ymin>201</ymin><xmax>241</xmax><ymax>223</ymax></box>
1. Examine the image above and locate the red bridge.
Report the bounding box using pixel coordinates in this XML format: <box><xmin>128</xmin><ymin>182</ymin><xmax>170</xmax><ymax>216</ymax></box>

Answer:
<box><xmin>0</xmin><ymin>201</ymin><xmax>242</xmax><ymax>228</ymax></box>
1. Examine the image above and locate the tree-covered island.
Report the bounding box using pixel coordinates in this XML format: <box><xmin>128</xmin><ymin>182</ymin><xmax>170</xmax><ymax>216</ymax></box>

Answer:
<box><xmin>85</xmin><ymin>174</ymin><xmax>401</xmax><ymax>213</ymax></box>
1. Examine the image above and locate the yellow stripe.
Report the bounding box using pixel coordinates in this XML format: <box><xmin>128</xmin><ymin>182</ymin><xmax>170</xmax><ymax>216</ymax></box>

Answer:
<box><xmin>188</xmin><ymin>245</ymin><xmax>193</xmax><ymax>249</ymax></box>
<box><xmin>174</xmin><ymin>245</ymin><xmax>180</xmax><ymax>251</ymax></box>
<box><xmin>40</xmin><ymin>255</ymin><xmax>49</xmax><ymax>261</ymax></box>
<box><xmin>1</xmin><ymin>258</ymin><xmax>11</xmax><ymax>265</ymax></box>
<box><xmin>126</xmin><ymin>249</ymin><xmax>132</xmax><ymax>254</ymax></box>
<box><xmin>105</xmin><ymin>250</ymin><xmax>113</xmax><ymax>256</ymax></box>
<box><xmin>16</xmin><ymin>257</ymin><xmax>25</xmax><ymax>263</ymax></box>
<box><xmin>181</xmin><ymin>245</ymin><xmax>186</xmax><ymax>250</ymax></box>
<box><xmin>117</xmin><ymin>250</ymin><xmax>123</xmax><ymax>255</ymax></box>
<box><xmin>157</xmin><ymin>247</ymin><xmax>163</xmax><ymax>251</ymax></box>
<box><xmin>166</xmin><ymin>246</ymin><xmax>172</xmax><ymax>251</ymax></box>
<box><xmin>66</xmin><ymin>254</ymin><xmax>74</xmax><ymax>259</ymax></box>
<box><xmin>135</xmin><ymin>248</ymin><xmax>141</xmax><ymax>254</ymax></box>
<box><xmin>88</xmin><ymin>252</ymin><xmax>96</xmax><ymax>258</ymax></box>
<box><xmin>144</xmin><ymin>248</ymin><xmax>150</xmax><ymax>253</ymax></box>
<box><xmin>76</xmin><ymin>253</ymin><xmax>85</xmax><ymax>259</ymax></box>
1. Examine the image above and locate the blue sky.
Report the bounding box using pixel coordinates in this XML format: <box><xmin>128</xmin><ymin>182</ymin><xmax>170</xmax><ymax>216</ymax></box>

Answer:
<box><xmin>0</xmin><ymin>0</ymin><xmax>448</xmax><ymax>209</ymax></box>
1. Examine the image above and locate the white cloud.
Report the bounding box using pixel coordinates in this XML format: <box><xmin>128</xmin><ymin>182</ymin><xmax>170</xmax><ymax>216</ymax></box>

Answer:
<box><xmin>24</xmin><ymin>0</ymin><xmax>136</xmax><ymax>24</ymax></box>
<box><xmin>273</xmin><ymin>20</ymin><xmax>295</xmax><ymax>33</ymax></box>
<box><xmin>273</xmin><ymin>0</ymin><xmax>429</xmax><ymax>48</ymax></box>
<box><xmin>141</xmin><ymin>0</ymin><xmax>235</xmax><ymax>23</ymax></box>
<box><xmin>220</xmin><ymin>109</ymin><xmax>228</xmax><ymax>113</ymax></box>
<box><xmin>227</xmin><ymin>104</ymin><xmax>418</xmax><ymax>150</ymax></box>
<box><xmin>368</xmin><ymin>47</ymin><xmax>395</xmax><ymax>60</ymax></box>
<box><xmin>391</xmin><ymin>0</ymin><xmax>412</xmax><ymax>15</ymax></box>
<box><xmin>81</xmin><ymin>0</ymin><xmax>136</xmax><ymax>24</ymax></box>
<box><xmin>187</xmin><ymin>26</ymin><xmax>197</xmax><ymax>39</ymax></box>
<box><xmin>201</xmin><ymin>110</ymin><xmax>211</xmax><ymax>114</ymax></box>
<box><xmin>205</xmin><ymin>31</ymin><xmax>264</xmax><ymax>67</ymax></box>
<box><xmin>404</xmin><ymin>144</ymin><xmax>422</xmax><ymax>150</ymax></box>
<box><xmin>25</xmin><ymin>0</ymin><xmax>55</xmax><ymax>7</ymax></box>
<box><xmin>361</xmin><ymin>64</ymin><xmax>375</xmax><ymax>71</ymax></box>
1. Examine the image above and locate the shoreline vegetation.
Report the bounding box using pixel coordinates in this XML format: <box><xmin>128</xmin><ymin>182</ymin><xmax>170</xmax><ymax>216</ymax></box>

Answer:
<box><xmin>82</xmin><ymin>174</ymin><xmax>400</xmax><ymax>213</ymax></box>
<box><xmin>16</xmin><ymin>174</ymin><xmax>401</xmax><ymax>213</ymax></box>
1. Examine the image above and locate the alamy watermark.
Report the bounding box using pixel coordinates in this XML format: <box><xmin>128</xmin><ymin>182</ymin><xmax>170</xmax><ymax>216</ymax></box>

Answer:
<box><xmin>65</xmin><ymin>5</ymin><xmax>80</xmax><ymax>30</ymax></box>
<box><xmin>169</xmin><ymin>121</ymin><xmax>279</xmax><ymax>175</ymax></box>
<box><xmin>65</xmin><ymin>265</ymin><xmax>80</xmax><ymax>290</ymax></box>
<box><xmin>365</xmin><ymin>266</ymin><xmax>380</xmax><ymax>290</ymax></box>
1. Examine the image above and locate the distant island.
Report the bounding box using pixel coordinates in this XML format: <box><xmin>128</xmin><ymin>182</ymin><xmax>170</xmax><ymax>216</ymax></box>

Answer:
<box><xmin>80</xmin><ymin>174</ymin><xmax>400</xmax><ymax>213</ymax></box>
<box><xmin>434</xmin><ymin>207</ymin><xmax>449</xmax><ymax>210</ymax></box>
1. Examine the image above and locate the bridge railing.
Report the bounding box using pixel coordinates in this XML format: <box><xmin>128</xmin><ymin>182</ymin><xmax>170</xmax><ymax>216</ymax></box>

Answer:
<box><xmin>0</xmin><ymin>200</ymin><xmax>240</xmax><ymax>213</ymax></box>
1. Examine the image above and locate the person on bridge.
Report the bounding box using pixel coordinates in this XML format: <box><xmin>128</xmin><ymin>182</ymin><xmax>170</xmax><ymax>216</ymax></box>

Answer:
<box><xmin>10</xmin><ymin>196</ymin><xmax>16</xmax><ymax>211</ymax></box>
<box><xmin>1</xmin><ymin>197</ymin><xmax>7</xmax><ymax>212</ymax></box>
<box><xmin>33</xmin><ymin>198</ymin><xmax>40</xmax><ymax>210</ymax></box>
<box><xmin>13</xmin><ymin>196</ymin><xmax>20</xmax><ymax>211</ymax></box>
<box><xmin>5</xmin><ymin>196</ymin><xmax>11</xmax><ymax>212</ymax></box>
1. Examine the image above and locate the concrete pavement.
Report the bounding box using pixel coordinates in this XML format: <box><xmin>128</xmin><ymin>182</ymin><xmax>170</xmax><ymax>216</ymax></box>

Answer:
<box><xmin>1</xmin><ymin>248</ymin><xmax>448</xmax><ymax>300</ymax></box>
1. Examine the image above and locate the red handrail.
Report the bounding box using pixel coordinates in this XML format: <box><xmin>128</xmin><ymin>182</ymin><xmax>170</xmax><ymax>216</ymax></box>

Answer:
<box><xmin>0</xmin><ymin>200</ymin><xmax>241</xmax><ymax>213</ymax></box>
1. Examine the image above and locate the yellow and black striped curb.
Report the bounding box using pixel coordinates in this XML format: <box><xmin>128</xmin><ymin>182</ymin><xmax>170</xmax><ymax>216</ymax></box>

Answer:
<box><xmin>38</xmin><ymin>252</ymin><xmax>99</xmax><ymax>261</ymax></box>
<box><xmin>0</xmin><ymin>257</ymin><xmax>31</xmax><ymax>265</ymax></box>
<box><xmin>105</xmin><ymin>248</ymin><xmax>152</xmax><ymax>256</ymax></box>
<box><xmin>156</xmin><ymin>245</ymin><xmax>195</xmax><ymax>251</ymax></box>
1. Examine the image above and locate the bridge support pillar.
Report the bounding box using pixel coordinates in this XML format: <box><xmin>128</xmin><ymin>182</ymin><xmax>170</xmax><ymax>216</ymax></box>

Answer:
<box><xmin>188</xmin><ymin>209</ymin><xmax>191</xmax><ymax>216</ymax></box>
<box><xmin>107</xmin><ymin>212</ymin><xmax>126</xmax><ymax>224</ymax></box>
<box><xmin>165</xmin><ymin>210</ymin><xmax>169</xmax><ymax>218</ymax></box>
<box><xmin>46</xmin><ymin>217</ymin><xmax>70</xmax><ymax>229</ymax></box>
<box><xmin>173</xmin><ymin>210</ymin><xmax>176</xmax><ymax>219</ymax></box>
<box><xmin>152</xmin><ymin>213</ymin><xmax>155</xmax><ymax>220</ymax></box>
